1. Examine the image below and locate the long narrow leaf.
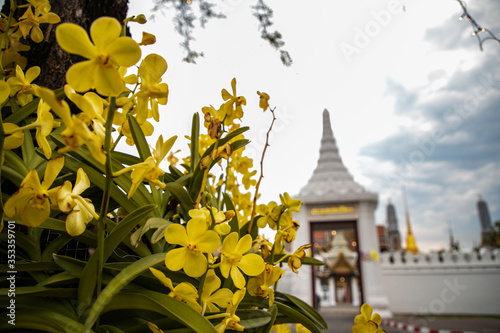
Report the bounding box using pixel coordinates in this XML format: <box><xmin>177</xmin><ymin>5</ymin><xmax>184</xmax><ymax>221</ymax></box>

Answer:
<box><xmin>83</xmin><ymin>253</ymin><xmax>166</xmax><ymax>331</ymax></box>
<box><xmin>163</xmin><ymin>182</ymin><xmax>194</xmax><ymax>217</ymax></box>
<box><xmin>190</xmin><ymin>113</ymin><xmax>200</xmax><ymax>172</ymax></box>
<box><xmin>102</xmin><ymin>290</ymin><xmax>217</xmax><ymax>333</ymax></box>
<box><xmin>127</xmin><ymin>114</ymin><xmax>152</xmax><ymax>161</ymax></box>
<box><xmin>278</xmin><ymin>292</ymin><xmax>328</xmax><ymax>330</ymax></box>
<box><xmin>78</xmin><ymin>204</ymin><xmax>156</xmax><ymax>314</ymax></box>
<box><xmin>275</xmin><ymin>301</ymin><xmax>323</xmax><ymax>333</ymax></box>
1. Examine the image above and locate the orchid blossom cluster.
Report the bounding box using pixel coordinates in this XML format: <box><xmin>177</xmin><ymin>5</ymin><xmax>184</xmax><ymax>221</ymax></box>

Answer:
<box><xmin>0</xmin><ymin>2</ymin><xmax>382</xmax><ymax>332</ymax></box>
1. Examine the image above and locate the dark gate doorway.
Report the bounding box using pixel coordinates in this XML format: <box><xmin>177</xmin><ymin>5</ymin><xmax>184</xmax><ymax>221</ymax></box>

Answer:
<box><xmin>310</xmin><ymin>220</ymin><xmax>363</xmax><ymax>309</ymax></box>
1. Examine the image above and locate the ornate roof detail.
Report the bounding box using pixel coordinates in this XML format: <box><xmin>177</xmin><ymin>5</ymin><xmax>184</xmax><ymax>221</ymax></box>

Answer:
<box><xmin>297</xmin><ymin>109</ymin><xmax>377</xmax><ymax>203</ymax></box>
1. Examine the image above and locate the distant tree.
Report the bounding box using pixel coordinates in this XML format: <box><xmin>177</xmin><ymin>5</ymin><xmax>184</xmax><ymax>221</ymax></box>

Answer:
<box><xmin>150</xmin><ymin>0</ymin><xmax>292</xmax><ymax>65</ymax></box>
<box><xmin>1</xmin><ymin>0</ymin><xmax>291</xmax><ymax>90</ymax></box>
<box><xmin>485</xmin><ymin>220</ymin><xmax>500</xmax><ymax>249</ymax></box>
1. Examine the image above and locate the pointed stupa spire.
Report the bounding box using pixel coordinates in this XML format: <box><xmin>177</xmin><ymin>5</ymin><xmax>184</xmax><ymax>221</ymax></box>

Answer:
<box><xmin>298</xmin><ymin>109</ymin><xmax>376</xmax><ymax>203</ymax></box>
<box><xmin>402</xmin><ymin>186</ymin><xmax>419</xmax><ymax>255</ymax></box>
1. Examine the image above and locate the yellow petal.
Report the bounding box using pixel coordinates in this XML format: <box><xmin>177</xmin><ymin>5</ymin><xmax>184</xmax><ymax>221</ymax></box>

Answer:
<box><xmin>149</xmin><ymin>267</ymin><xmax>174</xmax><ymax>291</ymax></box>
<box><xmin>165</xmin><ymin>247</ymin><xmax>188</xmax><ymax>272</ymax></box>
<box><xmin>165</xmin><ymin>223</ymin><xmax>188</xmax><ymax>246</ymax></box>
<box><xmin>73</xmin><ymin>168</ymin><xmax>90</xmax><ymax>195</ymax></box>
<box><xmin>3</xmin><ymin>123</ymin><xmax>24</xmax><ymax>149</ymax></box>
<box><xmin>41</xmin><ymin>156</ymin><xmax>64</xmax><ymax>189</ymax></box>
<box><xmin>94</xmin><ymin>63</ymin><xmax>125</xmax><ymax>96</ymax></box>
<box><xmin>106</xmin><ymin>37</ymin><xmax>142</xmax><ymax>67</ymax></box>
<box><xmin>238</xmin><ymin>253</ymin><xmax>265</xmax><ymax>277</ymax></box>
<box><xmin>221</xmin><ymin>232</ymin><xmax>238</xmax><ymax>254</ymax></box>
<box><xmin>66</xmin><ymin>60</ymin><xmax>98</xmax><ymax>93</ymax></box>
<box><xmin>3</xmin><ymin>187</ymin><xmax>35</xmax><ymax>217</ymax></box>
<box><xmin>230</xmin><ymin>266</ymin><xmax>246</xmax><ymax>289</ymax></box>
<box><xmin>186</xmin><ymin>217</ymin><xmax>207</xmax><ymax>240</ymax></box>
<box><xmin>66</xmin><ymin>209</ymin><xmax>88</xmax><ymax>236</ymax></box>
<box><xmin>235</xmin><ymin>234</ymin><xmax>252</xmax><ymax>255</ymax></box>
<box><xmin>90</xmin><ymin>17</ymin><xmax>121</xmax><ymax>51</ymax></box>
<box><xmin>35</xmin><ymin>86</ymin><xmax>72</xmax><ymax>125</ymax></box>
<box><xmin>56</xmin><ymin>23</ymin><xmax>98</xmax><ymax>59</ymax></box>
<box><xmin>22</xmin><ymin>200</ymin><xmax>50</xmax><ymax>227</ymax></box>
<box><xmin>209</xmin><ymin>288</ymin><xmax>233</xmax><ymax>309</ymax></box>
<box><xmin>25</xmin><ymin>66</ymin><xmax>40</xmax><ymax>83</ymax></box>
<box><xmin>0</xmin><ymin>80</ymin><xmax>10</xmax><ymax>104</ymax></box>
<box><xmin>195</xmin><ymin>231</ymin><xmax>220</xmax><ymax>254</ymax></box>
<box><xmin>184</xmin><ymin>252</ymin><xmax>208</xmax><ymax>277</ymax></box>
<box><xmin>220</xmin><ymin>256</ymin><xmax>231</xmax><ymax>278</ymax></box>
<box><xmin>139</xmin><ymin>53</ymin><xmax>167</xmax><ymax>84</ymax></box>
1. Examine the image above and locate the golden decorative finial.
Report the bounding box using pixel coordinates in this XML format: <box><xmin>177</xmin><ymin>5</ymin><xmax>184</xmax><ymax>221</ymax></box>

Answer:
<box><xmin>402</xmin><ymin>186</ymin><xmax>418</xmax><ymax>255</ymax></box>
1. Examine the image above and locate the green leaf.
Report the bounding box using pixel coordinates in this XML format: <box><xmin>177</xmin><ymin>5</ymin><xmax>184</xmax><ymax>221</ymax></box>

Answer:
<box><xmin>0</xmin><ymin>286</ymin><xmax>76</xmax><ymax>298</ymax></box>
<box><xmin>130</xmin><ymin>217</ymin><xmax>171</xmax><ymax>247</ymax></box>
<box><xmin>4</xmin><ymin>88</ymin><xmax>64</xmax><ymax>124</ymax></box>
<box><xmin>127</xmin><ymin>114</ymin><xmax>152</xmax><ymax>161</ymax></box>
<box><xmin>21</xmin><ymin>129</ymin><xmax>45</xmax><ymax>170</ymax></box>
<box><xmin>41</xmin><ymin>233</ymin><xmax>72</xmax><ymax>262</ymax></box>
<box><xmin>164</xmin><ymin>182</ymin><xmax>194</xmax><ymax>217</ymax></box>
<box><xmin>78</xmin><ymin>204</ymin><xmax>156</xmax><ymax>314</ymax></box>
<box><xmin>53</xmin><ymin>254</ymin><xmax>87</xmax><ymax>278</ymax></box>
<box><xmin>37</xmin><ymin>271</ymin><xmax>77</xmax><ymax>287</ymax></box>
<box><xmin>0</xmin><ymin>261</ymin><xmax>60</xmax><ymax>273</ymax></box>
<box><xmin>0</xmin><ymin>164</ymin><xmax>25</xmax><ymax>186</ymax></box>
<box><xmin>275</xmin><ymin>301</ymin><xmax>324</xmax><ymax>333</ymax></box>
<box><xmin>223</xmin><ymin>193</ymin><xmax>239</xmax><ymax>233</ymax></box>
<box><xmin>256</xmin><ymin>304</ymin><xmax>278</xmax><ymax>333</ymax></box>
<box><xmin>102</xmin><ymin>290</ymin><xmax>217</xmax><ymax>333</ymax></box>
<box><xmin>0</xmin><ymin>310</ymin><xmax>89</xmax><ymax>333</ymax></box>
<box><xmin>42</xmin><ymin>218</ymin><xmax>97</xmax><ymax>247</ymax></box>
<box><xmin>83</xmin><ymin>253</ymin><xmax>166</xmax><ymax>331</ymax></box>
<box><xmin>236</xmin><ymin>309</ymin><xmax>272</xmax><ymax>329</ymax></box>
<box><xmin>110</xmin><ymin>150</ymin><xmax>142</xmax><ymax>166</ymax></box>
<box><xmin>3</xmin><ymin>149</ymin><xmax>29</xmax><ymax>177</ymax></box>
<box><xmin>190</xmin><ymin>113</ymin><xmax>200</xmax><ymax>172</ymax></box>
<box><xmin>277</xmin><ymin>292</ymin><xmax>328</xmax><ymax>330</ymax></box>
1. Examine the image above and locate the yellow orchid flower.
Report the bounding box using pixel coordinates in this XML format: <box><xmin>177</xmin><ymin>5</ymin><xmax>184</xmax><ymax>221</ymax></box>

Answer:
<box><xmin>247</xmin><ymin>263</ymin><xmax>285</xmax><ymax>306</ymax></box>
<box><xmin>113</xmin><ymin>134</ymin><xmax>176</xmax><ymax>198</ymax></box>
<box><xmin>3</xmin><ymin>157</ymin><xmax>64</xmax><ymax>227</ymax></box>
<box><xmin>270</xmin><ymin>324</ymin><xmax>292</xmax><ymax>333</ymax></box>
<box><xmin>257</xmin><ymin>201</ymin><xmax>281</xmax><ymax>229</ymax></box>
<box><xmin>200</xmin><ymin>269</ymin><xmax>233</xmax><ymax>314</ymax></box>
<box><xmin>56</xmin><ymin>16</ymin><xmax>141</xmax><ymax>96</ymax></box>
<box><xmin>57</xmin><ymin>168</ymin><xmax>99</xmax><ymax>236</ymax></box>
<box><xmin>18</xmin><ymin>4</ymin><xmax>60</xmax><ymax>43</ymax></box>
<box><xmin>34</xmin><ymin>100</ymin><xmax>59</xmax><ymax>159</ymax></box>
<box><xmin>2</xmin><ymin>123</ymin><xmax>24</xmax><ymax>150</ymax></box>
<box><xmin>220</xmin><ymin>232</ymin><xmax>265</xmax><ymax>289</ymax></box>
<box><xmin>252</xmin><ymin>235</ymin><xmax>273</xmax><ymax>259</ymax></box>
<box><xmin>257</xmin><ymin>91</ymin><xmax>270</xmax><ymax>111</ymax></box>
<box><xmin>64</xmin><ymin>85</ymin><xmax>106</xmax><ymax>141</ymax></box>
<box><xmin>352</xmin><ymin>303</ymin><xmax>385</xmax><ymax>333</ymax></box>
<box><xmin>7</xmin><ymin>65</ymin><xmax>39</xmax><ymax>106</ymax></box>
<box><xmin>188</xmin><ymin>207</ymin><xmax>233</xmax><ymax>235</ymax></box>
<box><xmin>164</xmin><ymin>218</ymin><xmax>220</xmax><ymax>277</ymax></box>
<box><xmin>134</xmin><ymin>53</ymin><xmax>169</xmax><ymax>124</ymax></box>
<box><xmin>213</xmin><ymin>288</ymin><xmax>246</xmax><ymax>333</ymax></box>
<box><xmin>296</xmin><ymin>323</ymin><xmax>312</xmax><ymax>333</ymax></box>
<box><xmin>149</xmin><ymin>267</ymin><xmax>202</xmax><ymax>313</ymax></box>
<box><xmin>35</xmin><ymin>86</ymin><xmax>106</xmax><ymax>164</ymax></box>
<box><xmin>221</xmin><ymin>78</ymin><xmax>246</xmax><ymax>125</ymax></box>
<box><xmin>279</xmin><ymin>192</ymin><xmax>301</xmax><ymax>212</ymax></box>
<box><xmin>147</xmin><ymin>322</ymin><xmax>164</xmax><ymax>333</ymax></box>
<box><xmin>0</xmin><ymin>80</ymin><xmax>10</xmax><ymax>104</ymax></box>
<box><xmin>287</xmin><ymin>244</ymin><xmax>311</xmax><ymax>274</ymax></box>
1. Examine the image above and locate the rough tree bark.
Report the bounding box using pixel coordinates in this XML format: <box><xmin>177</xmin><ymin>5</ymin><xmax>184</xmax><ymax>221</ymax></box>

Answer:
<box><xmin>3</xmin><ymin>0</ymin><xmax>130</xmax><ymax>89</ymax></box>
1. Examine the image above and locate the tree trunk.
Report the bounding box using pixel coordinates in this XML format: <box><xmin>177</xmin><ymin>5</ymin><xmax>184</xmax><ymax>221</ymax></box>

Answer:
<box><xmin>3</xmin><ymin>0</ymin><xmax>130</xmax><ymax>89</ymax></box>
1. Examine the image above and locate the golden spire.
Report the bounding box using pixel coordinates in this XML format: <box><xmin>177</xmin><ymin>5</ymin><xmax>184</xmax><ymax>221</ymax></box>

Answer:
<box><xmin>402</xmin><ymin>186</ymin><xmax>419</xmax><ymax>254</ymax></box>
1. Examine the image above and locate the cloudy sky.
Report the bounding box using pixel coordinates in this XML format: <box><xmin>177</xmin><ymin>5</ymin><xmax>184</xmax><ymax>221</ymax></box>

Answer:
<box><xmin>127</xmin><ymin>0</ymin><xmax>500</xmax><ymax>252</ymax></box>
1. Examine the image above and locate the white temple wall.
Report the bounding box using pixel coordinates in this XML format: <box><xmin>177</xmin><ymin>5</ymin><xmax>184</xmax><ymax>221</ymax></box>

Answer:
<box><xmin>379</xmin><ymin>250</ymin><xmax>500</xmax><ymax>316</ymax></box>
<box><xmin>357</xmin><ymin>201</ymin><xmax>392</xmax><ymax>317</ymax></box>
